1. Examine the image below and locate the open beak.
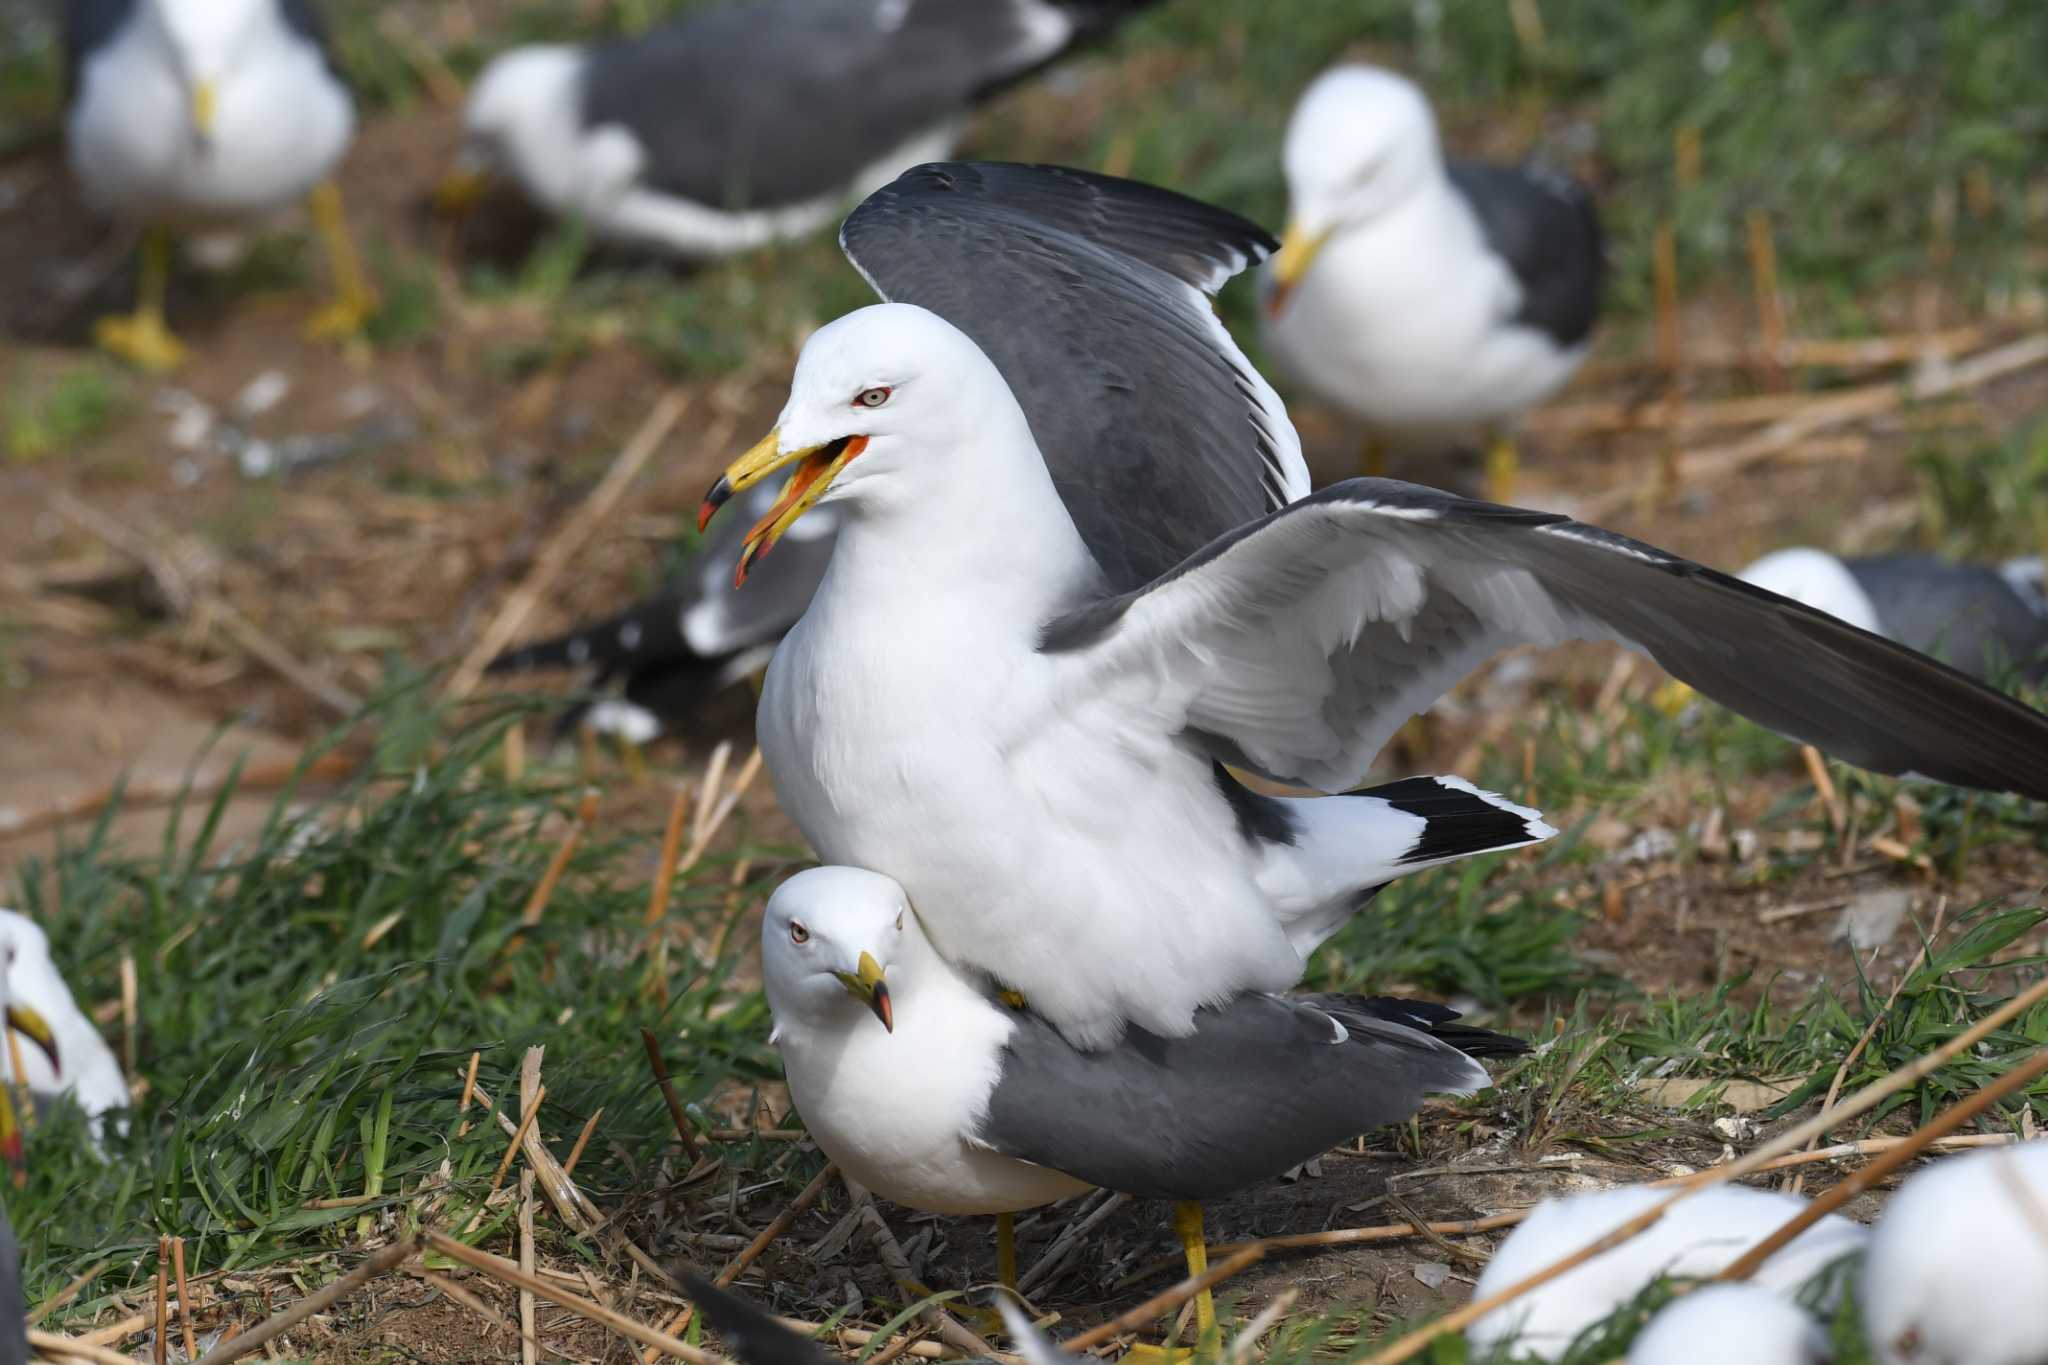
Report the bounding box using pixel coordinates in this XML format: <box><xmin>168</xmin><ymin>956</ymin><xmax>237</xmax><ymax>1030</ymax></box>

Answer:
<box><xmin>190</xmin><ymin>80</ymin><xmax>218</xmax><ymax>149</ymax></box>
<box><xmin>834</xmin><ymin>951</ymin><xmax>893</xmax><ymax>1033</ymax></box>
<box><xmin>1264</xmin><ymin>220</ymin><xmax>1330</xmax><ymax>319</ymax></box>
<box><xmin>6</xmin><ymin>1005</ymin><xmax>58</xmax><ymax>1075</ymax></box>
<box><xmin>0</xmin><ymin>1005</ymin><xmax>58</xmax><ymax>1186</ymax></box>
<box><xmin>699</xmin><ymin>427</ymin><xmax>867</xmax><ymax>586</ymax></box>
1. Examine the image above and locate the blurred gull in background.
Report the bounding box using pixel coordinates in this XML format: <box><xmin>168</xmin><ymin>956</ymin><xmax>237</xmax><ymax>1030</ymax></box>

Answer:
<box><xmin>63</xmin><ymin>0</ymin><xmax>372</xmax><ymax>371</ymax></box>
<box><xmin>1262</xmin><ymin>64</ymin><xmax>1604</xmax><ymax>502</ymax></box>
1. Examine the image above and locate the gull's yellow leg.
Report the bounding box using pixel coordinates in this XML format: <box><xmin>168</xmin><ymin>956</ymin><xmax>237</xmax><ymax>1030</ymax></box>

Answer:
<box><xmin>1484</xmin><ymin>430</ymin><xmax>1519</xmax><ymax>505</ymax></box>
<box><xmin>996</xmin><ymin>1211</ymin><xmax>1018</xmax><ymax>1295</ymax></box>
<box><xmin>95</xmin><ymin>227</ymin><xmax>188</xmax><ymax>372</ymax></box>
<box><xmin>302</xmin><ymin>179</ymin><xmax>378</xmax><ymax>341</ymax></box>
<box><xmin>1359</xmin><ymin>434</ymin><xmax>1388</xmax><ymax>480</ymax></box>
<box><xmin>1175</xmin><ymin>1201</ymin><xmax>1216</xmax><ymax>1343</ymax></box>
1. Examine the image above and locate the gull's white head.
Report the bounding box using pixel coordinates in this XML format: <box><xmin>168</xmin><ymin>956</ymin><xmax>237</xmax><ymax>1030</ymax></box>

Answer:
<box><xmin>449</xmin><ymin>45</ymin><xmax>584</xmax><ymax>190</ymax></box>
<box><xmin>1268</xmin><ymin>65</ymin><xmax>1441</xmax><ymax>312</ymax></box>
<box><xmin>697</xmin><ymin>303</ymin><xmax>1019</xmax><ymax>581</ymax></box>
<box><xmin>762</xmin><ymin>867</ymin><xmax>921</xmax><ymax>1036</ymax></box>
<box><xmin>140</xmin><ymin>0</ymin><xmax>292</xmax><ymax>144</ymax></box>
<box><xmin>0</xmin><ymin>914</ymin><xmax>61</xmax><ymax>1180</ymax></box>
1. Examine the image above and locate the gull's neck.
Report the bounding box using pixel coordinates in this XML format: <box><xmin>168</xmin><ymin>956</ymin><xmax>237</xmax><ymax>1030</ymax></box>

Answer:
<box><xmin>823</xmin><ymin>396</ymin><xmax>1099</xmax><ymax>625</ymax></box>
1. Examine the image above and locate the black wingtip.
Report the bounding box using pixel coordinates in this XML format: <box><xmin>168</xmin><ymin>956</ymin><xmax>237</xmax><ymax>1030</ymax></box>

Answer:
<box><xmin>678</xmin><ymin>1272</ymin><xmax>833</xmax><ymax>1365</ymax></box>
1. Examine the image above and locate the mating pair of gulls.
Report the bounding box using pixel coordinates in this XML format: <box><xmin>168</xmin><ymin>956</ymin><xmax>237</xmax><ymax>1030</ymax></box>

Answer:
<box><xmin>696</xmin><ymin>160</ymin><xmax>2048</xmax><ymax>1342</ymax></box>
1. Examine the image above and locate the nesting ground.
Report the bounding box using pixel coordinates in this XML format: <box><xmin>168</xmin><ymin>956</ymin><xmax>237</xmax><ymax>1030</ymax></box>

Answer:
<box><xmin>2</xmin><ymin>3</ymin><xmax>2047</xmax><ymax>1362</ymax></box>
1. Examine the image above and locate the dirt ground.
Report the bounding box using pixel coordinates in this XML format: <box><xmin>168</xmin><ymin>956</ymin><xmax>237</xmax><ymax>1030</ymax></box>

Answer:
<box><xmin>6</xmin><ymin>75</ymin><xmax>2048</xmax><ymax>1363</ymax></box>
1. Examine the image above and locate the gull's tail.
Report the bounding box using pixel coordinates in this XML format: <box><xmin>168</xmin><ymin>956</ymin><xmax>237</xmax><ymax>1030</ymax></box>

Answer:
<box><xmin>1231</xmin><ymin>770</ymin><xmax>1554</xmax><ymax>957</ymax></box>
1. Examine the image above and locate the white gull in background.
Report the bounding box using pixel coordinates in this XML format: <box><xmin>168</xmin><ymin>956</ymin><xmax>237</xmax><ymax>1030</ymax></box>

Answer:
<box><xmin>698</xmin><ymin>160</ymin><xmax>2048</xmax><ymax>1052</ymax></box>
<box><xmin>1261</xmin><ymin>65</ymin><xmax>1603</xmax><ymax>501</ymax></box>
<box><xmin>449</xmin><ymin>0</ymin><xmax>1159</xmax><ymax>260</ymax></box>
<box><xmin>1859</xmin><ymin>1140</ymin><xmax>2048</xmax><ymax>1365</ymax></box>
<box><xmin>762</xmin><ymin>867</ymin><xmax>1524</xmax><ymax>1336</ymax></box>
<box><xmin>1626</xmin><ymin>1284</ymin><xmax>1830</xmax><ymax>1365</ymax></box>
<box><xmin>1740</xmin><ymin>547</ymin><xmax>2048</xmax><ymax>683</ymax></box>
<box><xmin>1465</xmin><ymin>1184</ymin><xmax>1863</xmax><ymax>1360</ymax></box>
<box><xmin>0</xmin><ymin>911</ymin><xmax>128</xmax><ymax>1142</ymax></box>
<box><xmin>63</xmin><ymin>0</ymin><xmax>371</xmax><ymax>370</ymax></box>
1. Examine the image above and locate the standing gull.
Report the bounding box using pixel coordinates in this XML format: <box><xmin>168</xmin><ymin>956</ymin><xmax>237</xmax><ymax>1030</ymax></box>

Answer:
<box><xmin>1739</xmin><ymin>547</ymin><xmax>2048</xmax><ymax>683</ymax></box>
<box><xmin>447</xmin><ymin>0</ymin><xmax>1159</xmax><ymax>260</ymax></box>
<box><xmin>1261</xmin><ymin>65</ymin><xmax>1604</xmax><ymax>501</ymax></box>
<box><xmin>763</xmin><ymin>867</ymin><xmax>1526</xmax><ymax>1339</ymax></box>
<box><xmin>63</xmin><ymin>0</ymin><xmax>373</xmax><ymax>371</ymax></box>
<box><xmin>0</xmin><ymin>911</ymin><xmax>128</xmax><ymax>1143</ymax></box>
<box><xmin>697</xmin><ymin>161</ymin><xmax>2048</xmax><ymax>1055</ymax></box>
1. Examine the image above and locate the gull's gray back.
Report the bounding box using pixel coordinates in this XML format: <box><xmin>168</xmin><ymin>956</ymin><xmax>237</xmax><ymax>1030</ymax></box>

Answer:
<box><xmin>842</xmin><ymin>161</ymin><xmax>1306</xmax><ymax>591</ymax></box>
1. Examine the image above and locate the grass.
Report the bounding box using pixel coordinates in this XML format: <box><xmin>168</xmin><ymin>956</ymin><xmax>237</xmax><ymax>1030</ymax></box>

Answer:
<box><xmin>3</xmin><ymin>359</ymin><xmax>130</xmax><ymax>464</ymax></box>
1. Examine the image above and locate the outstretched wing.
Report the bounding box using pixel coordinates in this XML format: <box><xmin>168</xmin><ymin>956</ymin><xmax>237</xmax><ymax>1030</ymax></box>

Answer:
<box><xmin>1040</xmin><ymin>478</ymin><xmax>2048</xmax><ymax>799</ymax></box>
<box><xmin>841</xmin><ymin>161</ymin><xmax>1308</xmax><ymax>592</ymax></box>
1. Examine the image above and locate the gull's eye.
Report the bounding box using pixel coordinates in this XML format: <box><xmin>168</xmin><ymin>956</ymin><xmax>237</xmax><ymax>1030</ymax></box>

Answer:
<box><xmin>894</xmin><ymin>910</ymin><xmax>905</xmax><ymax>932</ymax></box>
<box><xmin>855</xmin><ymin>386</ymin><xmax>891</xmax><ymax>408</ymax></box>
<box><xmin>789</xmin><ymin>921</ymin><xmax>810</xmax><ymax>945</ymax></box>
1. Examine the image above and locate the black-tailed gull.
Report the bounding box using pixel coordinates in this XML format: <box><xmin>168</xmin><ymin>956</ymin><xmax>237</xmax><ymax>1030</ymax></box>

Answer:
<box><xmin>1463</xmin><ymin>1184</ymin><xmax>1863</xmax><ymax>1360</ymax></box>
<box><xmin>63</xmin><ymin>0</ymin><xmax>371</xmax><ymax>370</ymax></box>
<box><xmin>1860</xmin><ymin>1141</ymin><xmax>2048</xmax><ymax>1365</ymax></box>
<box><xmin>486</xmin><ymin>480</ymin><xmax>838</xmax><ymax>741</ymax></box>
<box><xmin>448</xmin><ymin>0</ymin><xmax>1159</xmax><ymax>260</ymax></box>
<box><xmin>1741</xmin><ymin>547</ymin><xmax>2048</xmax><ymax>683</ymax></box>
<box><xmin>700</xmin><ymin>160</ymin><xmax>2048</xmax><ymax>1054</ymax></box>
<box><xmin>0</xmin><ymin>910</ymin><xmax>128</xmax><ymax>1142</ymax></box>
<box><xmin>1261</xmin><ymin>65</ymin><xmax>1604</xmax><ymax>501</ymax></box>
<box><xmin>763</xmin><ymin>867</ymin><xmax>1525</xmax><ymax>1338</ymax></box>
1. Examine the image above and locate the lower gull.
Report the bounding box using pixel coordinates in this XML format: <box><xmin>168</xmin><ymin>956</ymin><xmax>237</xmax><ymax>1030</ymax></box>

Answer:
<box><xmin>762</xmin><ymin>867</ymin><xmax>1527</xmax><ymax>1343</ymax></box>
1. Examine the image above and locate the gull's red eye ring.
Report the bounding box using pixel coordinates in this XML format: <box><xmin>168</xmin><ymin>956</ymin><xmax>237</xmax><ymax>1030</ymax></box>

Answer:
<box><xmin>855</xmin><ymin>386</ymin><xmax>891</xmax><ymax>408</ymax></box>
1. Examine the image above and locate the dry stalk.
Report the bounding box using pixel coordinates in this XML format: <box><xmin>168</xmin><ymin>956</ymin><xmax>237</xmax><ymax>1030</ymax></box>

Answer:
<box><xmin>564</xmin><ymin>1107</ymin><xmax>604</xmax><ymax>1176</ymax></box>
<box><xmin>424</xmin><ymin>1230</ymin><xmax>727</xmax><ymax>1365</ymax></box>
<box><xmin>172</xmin><ymin>1237</ymin><xmax>197</xmax><ymax>1360</ymax></box>
<box><xmin>445</xmin><ymin>390</ymin><xmax>690</xmax><ymax>701</ymax></box>
<box><xmin>511</xmin><ymin>788</ymin><xmax>600</xmax><ymax>944</ymax></box>
<box><xmin>409</xmin><ymin>1266</ymin><xmax>517</xmax><ymax>1336</ymax></box>
<box><xmin>190</xmin><ymin>1238</ymin><xmax>422</xmax><ymax>1365</ymax></box>
<box><xmin>465</xmin><ymin>1083</ymin><xmax>547</xmax><ymax>1234</ymax></box>
<box><xmin>152</xmin><ymin>1237</ymin><xmax>168</xmax><ymax>1365</ymax></box>
<box><xmin>1719</xmin><ymin>1045</ymin><xmax>2048</xmax><ymax>1281</ymax></box>
<box><xmin>1358</xmin><ymin>972</ymin><xmax>2048</xmax><ymax>1364</ymax></box>
<box><xmin>26</xmin><ymin>1330</ymin><xmax>140</xmax><ymax>1365</ymax></box>
<box><xmin>642</xmin><ymin>783</ymin><xmax>694</xmax><ymax>930</ymax></box>
<box><xmin>1062</xmin><ymin>1246</ymin><xmax>1265</xmax><ymax>1353</ymax></box>
<box><xmin>1584</xmin><ymin>332</ymin><xmax>2048</xmax><ymax>519</ymax></box>
<box><xmin>455</xmin><ymin>1051</ymin><xmax>481</xmax><ymax>1138</ymax></box>
<box><xmin>1746</xmin><ymin>208</ymin><xmax>1787</xmax><ymax>389</ymax></box>
<box><xmin>770</xmin><ymin>1318</ymin><xmax>959</xmax><ymax>1362</ymax></box>
<box><xmin>519</xmin><ymin>1051</ymin><xmax>543</xmax><ymax>1365</ymax></box>
<box><xmin>640</xmin><ymin>1028</ymin><xmax>701</xmax><ymax>1159</ymax></box>
<box><xmin>0</xmin><ymin>751</ymin><xmax>355</xmax><ymax>840</ymax></box>
<box><xmin>1799</xmin><ymin>746</ymin><xmax>1843</xmax><ymax>832</ymax></box>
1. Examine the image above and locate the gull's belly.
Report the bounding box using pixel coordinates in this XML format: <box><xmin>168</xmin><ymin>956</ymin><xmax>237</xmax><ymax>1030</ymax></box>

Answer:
<box><xmin>761</xmin><ymin>624</ymin><xmax>1304</xmax><ymax>1046</ymax></box>
<box><xmin>779</xmin><ymin>1022</ymin><xmax>1089</xmax><ymax>1215</ymax></box>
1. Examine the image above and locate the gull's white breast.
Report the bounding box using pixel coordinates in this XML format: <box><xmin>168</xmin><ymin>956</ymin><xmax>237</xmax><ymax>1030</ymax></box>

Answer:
<box><xmin>776</xmin><ymin>996</ymin><xmax>1088</xmax><ymax>1215</ymax></box>
<box><xmin>1263</xmin><ymin>186</ymin><xmax>1584</xmax><ymax>445</ymax></box>
<box><xmin>760</xmin><ymin>553</ymin><xmax>1304</xmax><ymax>1049</ymax></box>
<box><xmin>67</xmin><ymin>19</ymin><xmax>353</xmax><ymax>221</ymax></box>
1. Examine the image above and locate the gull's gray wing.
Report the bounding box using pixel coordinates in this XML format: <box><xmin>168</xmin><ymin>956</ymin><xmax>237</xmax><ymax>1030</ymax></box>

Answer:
<box><xmin>1040</xmin><ymin>478</ymin><xmax>2048</xmax><ymax>799</ymax></box>
<box><xmin>1446</xmin><ymin>160</ymin><xmax>1604</xmax><ymax>348</ymax></box>
<box><xmin>977</xmin><ymin>994</ymin><xmax>1510</xmax><ymax>1202</ymax></box>
<box><xmin>1846</xmin><ymin>555</ymin><xmax>2048</xmax><ymax>683</ymax></box>
<box><xmin>61</xmin><ymin>0</ymin><xmax>136</xmax><ymax>101</ymax></box>
<box><xmin>583</xmin><ymin>0</ymin><xmax>1155</xmax><ymax>214</ymax></box>
<box><xmin>841</xmin><ymin>161</ymin><xmax>1309</xmax><ymax>592</ymax></box>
